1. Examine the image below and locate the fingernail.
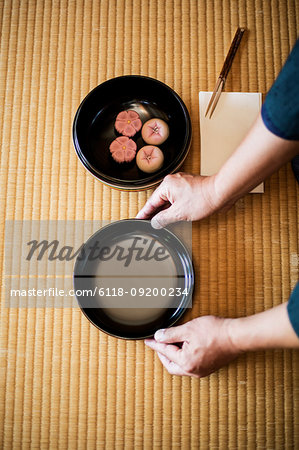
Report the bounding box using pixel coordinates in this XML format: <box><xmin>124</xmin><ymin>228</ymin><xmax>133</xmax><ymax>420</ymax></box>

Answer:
<box><xmin>154</xmin><ymin>329</ymin><xmax>165</xmax><ymax>342</ymax></box>
<box><xmin>151</xmin><ymin>217</ymin><xmax>162</xmax><ymax>229</ymax></box>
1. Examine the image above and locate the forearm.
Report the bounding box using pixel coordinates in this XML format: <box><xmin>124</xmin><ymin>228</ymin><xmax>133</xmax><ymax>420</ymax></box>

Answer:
<box><xmin>214</xmin><ymin>113</ymin><xmax>299</xmax><ymax>207</ymax></box>
<box><xmin>228</xmin><ymin>302</ymin><xmax>299</xmax><ymax>352</ymax></box>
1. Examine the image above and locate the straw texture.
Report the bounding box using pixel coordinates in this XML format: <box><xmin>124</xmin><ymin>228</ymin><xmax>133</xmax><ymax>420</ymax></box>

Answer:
<box><xmin>0</xmin><ymin>0</ymin><xmax>298</xmax><ymax>448</ymax></box>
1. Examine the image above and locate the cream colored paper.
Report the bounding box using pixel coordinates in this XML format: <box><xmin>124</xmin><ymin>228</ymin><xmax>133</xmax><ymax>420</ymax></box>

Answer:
<box><xmin>199</xmin><ymin>92</ymin><xmax>263</xmax><ymax>193</ymax></box>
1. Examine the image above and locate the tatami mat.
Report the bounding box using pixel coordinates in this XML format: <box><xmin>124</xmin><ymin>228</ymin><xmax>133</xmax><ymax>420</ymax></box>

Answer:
<box><xmin>0</xmin><ymin>0</ymin><xmax>298</xmax><ymax>448</ymax></box>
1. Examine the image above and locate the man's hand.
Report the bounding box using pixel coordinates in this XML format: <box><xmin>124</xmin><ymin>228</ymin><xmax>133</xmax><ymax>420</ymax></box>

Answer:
<box><xmin>144</xmin><ymin>316</ymin><xmax>242</xmax><ymax>378</ymax></box>
<box><xmin>144</xmin><ymin>303</ymin><xmax>299</xmax><ymax>378</ymax></box>
<box><xmin>136</xmin><ymin>173</ymin><xmax>224</xmax><ymax>229</ymax></box>
<box><xmin>136</xmin><ymin>116</ymin><xmax>299</xmax><ymax>230</ymax></box>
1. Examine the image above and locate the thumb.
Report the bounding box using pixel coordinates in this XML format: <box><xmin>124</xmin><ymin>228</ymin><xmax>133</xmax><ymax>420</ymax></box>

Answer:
<box><xmin>151</xmin><ymin>205</ymin><xmax>178</xmax><ymax>229</ymax></box>
<box><xmin>154</xmin><ymin>324</ymin><xmax>187</xmax><ymax>344</ymax></box>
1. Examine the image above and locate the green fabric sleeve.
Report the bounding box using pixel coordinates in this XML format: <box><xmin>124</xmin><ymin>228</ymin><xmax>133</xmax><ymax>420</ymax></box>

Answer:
<box><xmin>287</xmin><ymin>282</ymin><xmax>299</xmax><ymax>339</ymax></box>
<box><xmin>261</xmin><ymin>39</ymin><xmax>299</xmax><ymax>141</ymax></box>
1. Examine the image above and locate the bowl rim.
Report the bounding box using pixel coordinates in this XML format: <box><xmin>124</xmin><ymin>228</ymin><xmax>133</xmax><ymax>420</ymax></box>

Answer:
<box><xmin>72</xmin><ymin>75</ymin><xmax>192</xmax><ymax>191</ymax></box>
<box><xmin>73</xmin><ymin>219</ymin><xmax>194</xmax><ymax>339</ymax></box>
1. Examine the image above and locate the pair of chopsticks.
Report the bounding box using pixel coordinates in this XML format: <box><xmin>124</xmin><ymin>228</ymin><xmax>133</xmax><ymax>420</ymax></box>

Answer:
<box><xmin>205</xmin><ymin>27</ymin><xmax>246</xmax><ymax>119</ymax></box>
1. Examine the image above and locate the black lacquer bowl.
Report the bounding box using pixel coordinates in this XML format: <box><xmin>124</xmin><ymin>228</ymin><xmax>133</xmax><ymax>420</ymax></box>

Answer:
<box><xmin>73</xmin><ymin>220</ymin><xmax>194</xmax><ymax>339</ymax></box>
<box><xmin>73</xmin><ymin>76</ymin><xmax>192</xmax><ymax>190</ymax></box>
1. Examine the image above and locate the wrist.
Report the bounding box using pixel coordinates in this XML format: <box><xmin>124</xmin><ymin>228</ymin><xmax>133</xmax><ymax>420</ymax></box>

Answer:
<box><xmin>213</xmin><ymin>170</ymin><xmax>241</xmax><ymax>209</ymax></box>
<box><xmin>227</xmin><ymin>315</ymin><xmax>272</xmax><ymax>352</ymax></box>
<box><xmin>199</xmin><ymin>173</ymin><xmax>228</xmax><ymax>213</ymax></box>
<box><xmin>226</xmin><ymin>317</ymin><xmax>252</xmax><ymax>352</ymax></box>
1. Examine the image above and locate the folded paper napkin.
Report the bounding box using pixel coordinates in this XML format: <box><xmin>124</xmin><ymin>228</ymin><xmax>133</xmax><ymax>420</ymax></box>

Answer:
<box><xmin>199</xmin><ymin>92</ymin><xmax>263</xmax><ymax>193</ymax></box>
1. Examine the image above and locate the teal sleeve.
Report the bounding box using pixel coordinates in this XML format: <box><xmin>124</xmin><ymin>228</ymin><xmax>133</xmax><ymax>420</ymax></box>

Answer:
<box><xmin>287</xmin><ymin>282</ymin><xmax>299</xmax><ymax>338</ymax></box>
<box><xmin>261</xmin><ymin>39</ymin><xmax>299</xmax><ymax>141</ymax></box>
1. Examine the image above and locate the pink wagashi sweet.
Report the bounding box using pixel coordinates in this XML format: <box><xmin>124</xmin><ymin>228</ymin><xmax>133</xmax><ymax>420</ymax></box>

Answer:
<box><xmin>115</xmin><ymin>110</ymin><xmax>142</xmax><ymax>137</ymax></box>
<box><xmin>109</xmin><ymin>136</ymin><xmax>137</xmax><ymax>163</ymax></box>
<box><xmin>141</xmin><ymin>118</ymin><xmax>169</xmax><ymax>145</ymax></box>
<box><xmin>136</xmin><ymin>145</ymin><xmax>164</xmax><ymax>173</ymax></box>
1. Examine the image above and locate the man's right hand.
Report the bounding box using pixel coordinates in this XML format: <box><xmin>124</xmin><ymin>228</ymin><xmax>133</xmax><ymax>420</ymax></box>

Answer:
<box><xmin>136</xmin><ymin>172</ymin><xmax>224</xmax><ymax>229</ymax></box>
